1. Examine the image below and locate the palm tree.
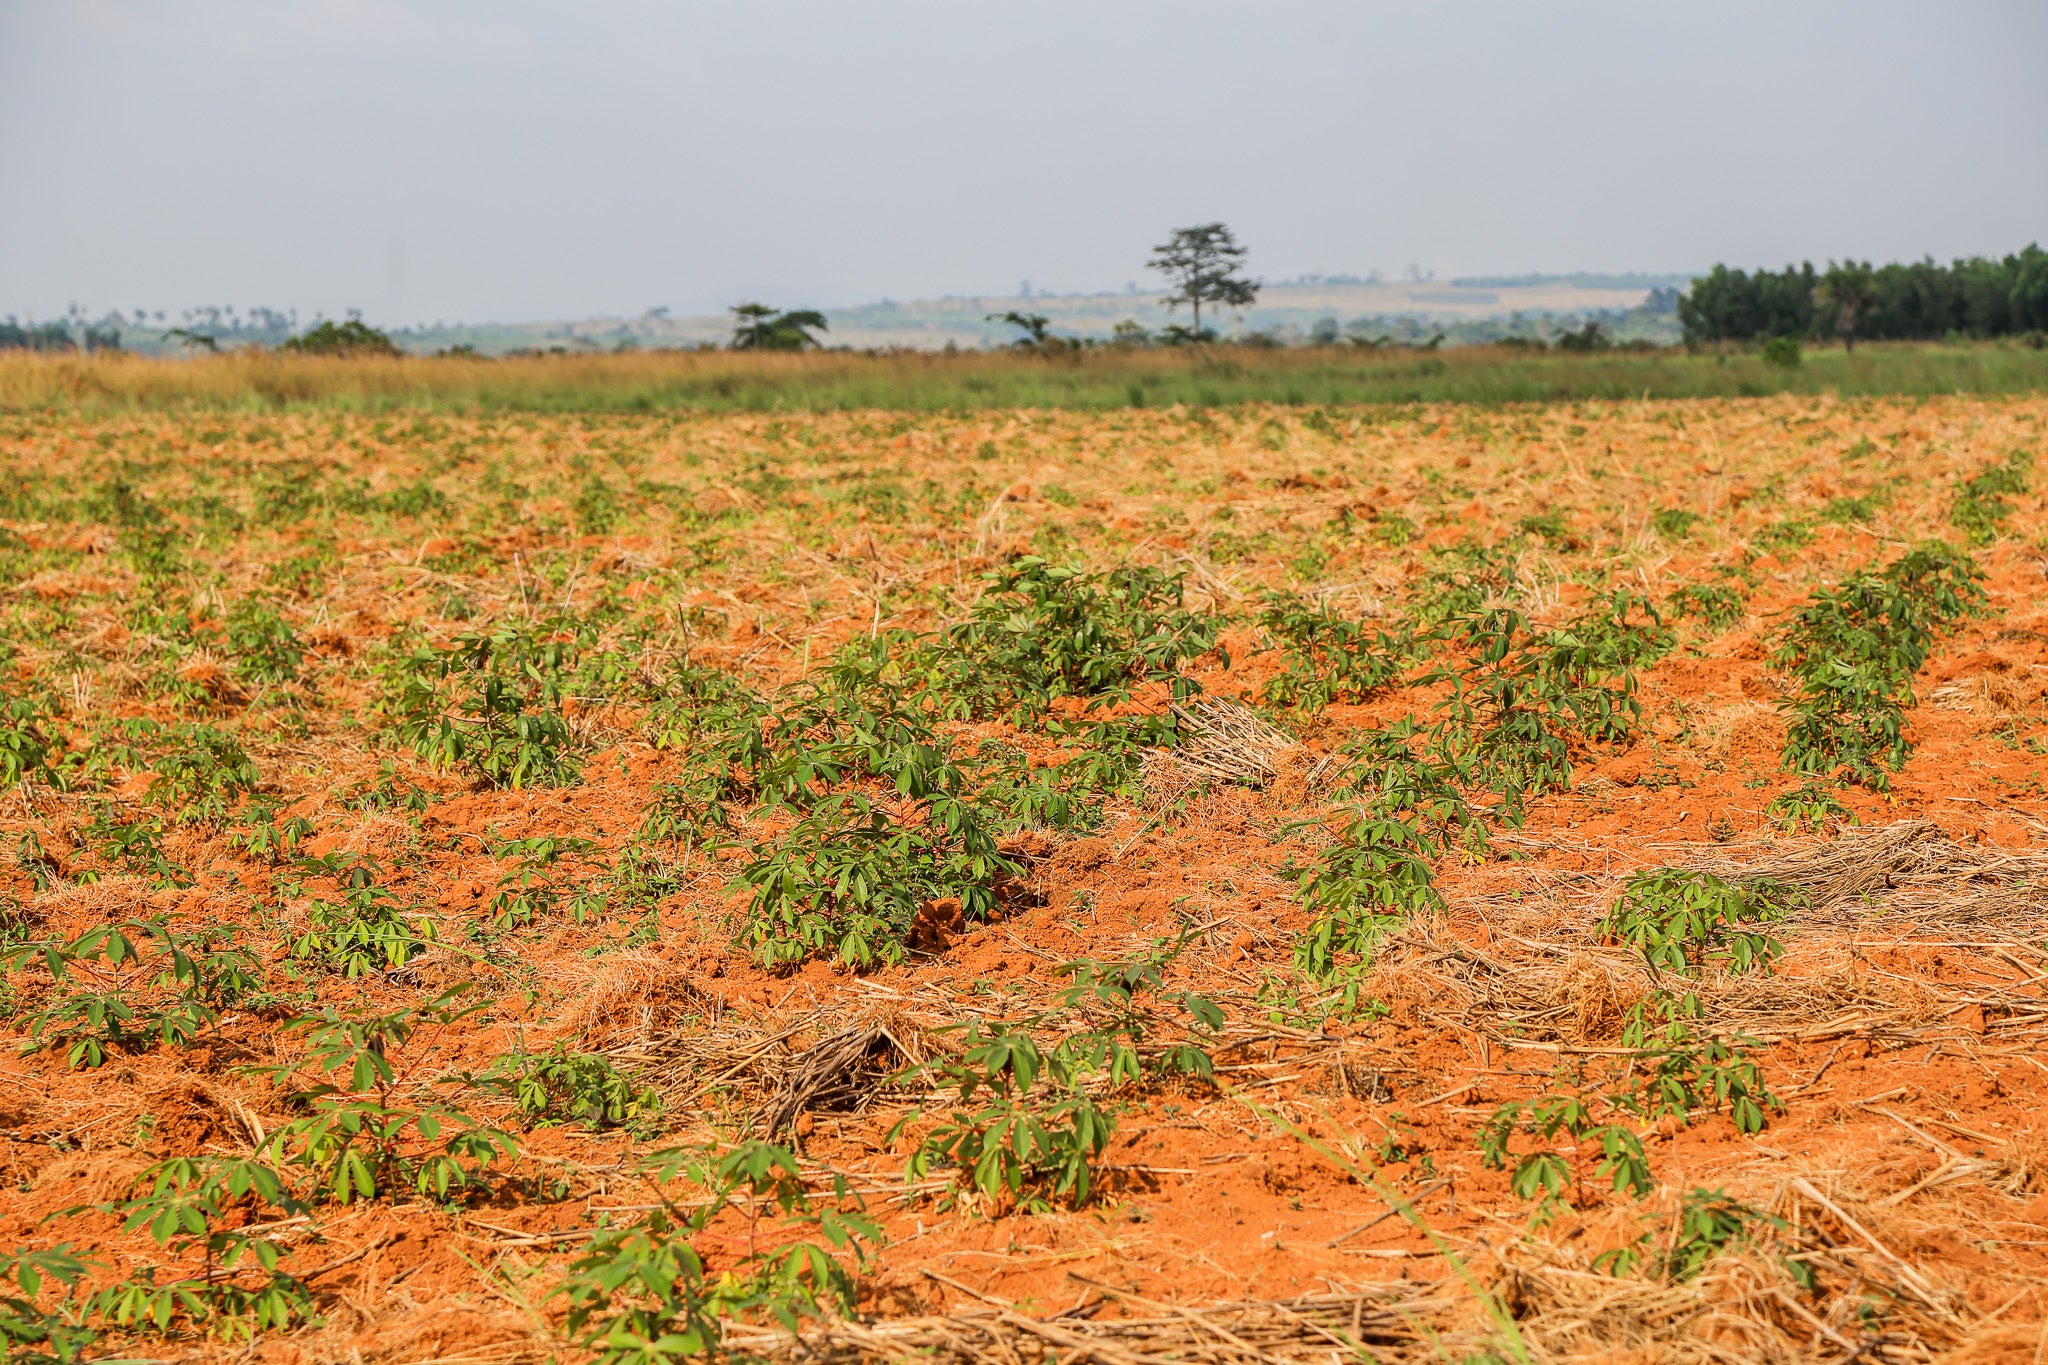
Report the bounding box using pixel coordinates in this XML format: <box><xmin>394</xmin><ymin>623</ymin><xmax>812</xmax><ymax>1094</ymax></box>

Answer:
<box><xmin>1815</xmin><ymin>263</ymin><xmax>1877</xmax><ymax>353</ymax></box>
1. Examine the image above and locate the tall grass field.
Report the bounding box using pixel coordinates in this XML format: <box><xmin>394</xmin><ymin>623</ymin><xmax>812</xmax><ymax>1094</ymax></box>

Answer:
<box><xmin>3</xmin><ymin>340</ymin><xmax>2044</xmax><ymax>414</ymax></box>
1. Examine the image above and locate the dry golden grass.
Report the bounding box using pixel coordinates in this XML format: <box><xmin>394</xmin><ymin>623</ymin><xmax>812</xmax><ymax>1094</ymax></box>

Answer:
<box><xmin>4</xmin><ymin>340</ymin><xmax>2047</xmax><ymax>415</ymax></box>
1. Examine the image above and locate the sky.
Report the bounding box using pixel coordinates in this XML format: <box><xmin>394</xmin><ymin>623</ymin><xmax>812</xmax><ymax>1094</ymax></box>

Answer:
<box><xmin>3</xmin><ymin>0</ymin><xmax>2045</xmax><ymax>327</ymax></box>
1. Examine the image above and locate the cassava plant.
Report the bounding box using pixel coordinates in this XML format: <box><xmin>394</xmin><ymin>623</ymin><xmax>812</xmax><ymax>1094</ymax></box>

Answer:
<box><xmin>76</xmin><ymin>1156</ymin><xmax>313</xmax><ymax>1341</ymax></box>
<box><xmin>1599</xmin><ymin>869</ymin><xmax>1798</xmax><ymax>976</ymax></box>
<box><xmin>1771</xmin><ymin>541</ymin><xmax>1983</xmax><ymax>792</ymax></box>
<box><xmin>257</xmin><ymin>989</ymin><xmax>518</xmax><ymax>1204</ymax></box>
<box><xmin>554</xmin><ymin>1140</ymin><xmax>879</xmax><ymax>1365</ymax></box>
<box><xmin>7</xmin><ymin>920</ymin><xmax>259</xmax><ymax>1069</ymax></box>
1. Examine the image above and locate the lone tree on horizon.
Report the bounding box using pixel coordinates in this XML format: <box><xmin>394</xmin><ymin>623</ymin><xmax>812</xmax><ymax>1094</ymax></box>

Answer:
<box><xmin>1148</xmin><ymin>223</ymin><xmax>1258</xmax><ymax>339</ymax></box>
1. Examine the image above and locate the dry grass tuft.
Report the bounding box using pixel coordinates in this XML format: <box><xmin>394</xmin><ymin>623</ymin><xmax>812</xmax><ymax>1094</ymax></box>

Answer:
<box><xmin>1164</xmin><ymin>698</ymin><xmax>1304</xmax><ymax>788</ymax></box>
<box><xmin>549</xmin><ymin>949</ymin><xmax>706</xmax><ymax>1044</ymax></box>
<box><xmin>1551</xmin><ymin>955</ymin><xmax>1645</xmax><ymax>1043</ymax></box>
<box><xmin>726</xmin><ymin>1283</ymin><xmax>1464</xmax><ymax>1365</ymax></box>
<box><xmin>334</xmin><ymin>810</ymin><xmax>421</xmax><ymax>861</ymax></box>
<box><xmin>611</xmin><ymin>1007</ymin><xmax>933</xmax><ymax>1136</ymax></box>
<box><xmin>1727</xmin><ymin>819</ymin><xmax>1954</xmax><ymax>906</ymax></box>
<box><xmin>1706</xmin><ymin>820</ymin><xmax>2048</xmax><ymax>933</ymax></box>
<box><xmin>722</xmin><ymin>1157</ymin><xmax>2010</xmax><ymax>1365</ymax></box>
<box><xmin>758</xmin><ymin>1017</ymin><xmax>920</xmax><ymax>1138</ymax></box>
<box><xmin>31</xmin><ymin>874</ymin><xmax>169</xmax><ymax>930</ymax></box>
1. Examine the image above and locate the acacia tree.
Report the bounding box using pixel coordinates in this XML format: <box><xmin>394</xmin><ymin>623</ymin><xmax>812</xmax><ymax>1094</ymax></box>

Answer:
<box><xmin>1148</xmin><ymin>223</ymin><xmax>1258</xmax><ymax>339</ymax></box>
<box><xmin>729</xmin><ymin>303</ymin><xmax>828</xmax><ymax>351</ymax></box>
<box><xmin>1814</xmin><ymin>262</ymin><xmax>1877</xmax><ymax>352</ymax></box>
<box><xmin>987</xmin><ymin>310</ymin><xmax>1052</xmax><ymax>346</ymax></box>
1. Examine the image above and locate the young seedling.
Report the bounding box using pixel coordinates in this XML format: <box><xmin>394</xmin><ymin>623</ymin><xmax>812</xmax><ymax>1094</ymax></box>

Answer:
<box><xmin>1600</xmin><ymin>869</ymin><xmax>1797</xmax><ymax>976</ymax></box>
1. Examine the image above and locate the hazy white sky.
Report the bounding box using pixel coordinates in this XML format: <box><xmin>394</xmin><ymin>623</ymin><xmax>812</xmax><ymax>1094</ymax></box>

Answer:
<box><xmin>3</xmin><ymin>1</ymin><xmax>2044</xmax><ymax>325</ymax></box>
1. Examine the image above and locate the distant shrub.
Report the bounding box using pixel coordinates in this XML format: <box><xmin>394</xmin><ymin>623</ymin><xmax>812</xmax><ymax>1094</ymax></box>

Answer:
<box><xmin>281</xmin><ymin>320</ymin><xmax>401</xmax><ymax>357</ymax></box>
<box><xmin>729</xmin><ymin>303</ymin><xmax>828</xmax><ymax>351</ymax></box>
<box><xmin>1552</xmin><ymin>321</ymin><xmax>1612</xmax><ymax>353</ymax></box>
<box><xmin>1761</xmin><ymin>336</ymin><xmax>1802</xmax><ymax>368</ymax></box>
<box><xmin>1682</xmin><ymin>246</ymin><xmax>2048</xmax><ymax>345</ymax></box>
<box><xmin>0</xmin><ymin>319</ymin><xmax>79</xmax><ymax>353</ymax></box>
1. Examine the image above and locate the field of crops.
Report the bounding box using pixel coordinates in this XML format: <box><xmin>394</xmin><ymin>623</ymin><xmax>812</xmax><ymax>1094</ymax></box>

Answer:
<box><xmin>1</xmin><ymin>396</ymin><xmax>2045</xmax><ymax>1363</ymax></box>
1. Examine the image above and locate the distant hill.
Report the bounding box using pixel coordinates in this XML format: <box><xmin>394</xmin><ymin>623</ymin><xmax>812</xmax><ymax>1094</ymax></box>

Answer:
<box><xmin>1449</xmin><ymin>272</ymin><xmax>1695</xmax><ymax>291</ymax></box>
<box><xmin>379</xmin><ymin>276</ymin><xmax>1683</xmax><ymax>354</ymax></box>
<box><xmin>72</xmin><ymin>274</ymin><xmax>1694</xmax><ymax>357</ymax></box>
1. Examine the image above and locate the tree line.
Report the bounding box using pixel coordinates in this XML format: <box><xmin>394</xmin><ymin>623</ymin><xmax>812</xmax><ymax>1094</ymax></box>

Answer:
<box><xmin>20</xmin><ymin>232</ymin><xmax>2045</xmax><ymax>358</ymax></box>
<box><xmin>0</xmin><ymin>319</ymin><xmax>122</xmax><ymax>353</ymax></box>
<box><xmin>1679</xmin><ymin>246</ymin><xmax>2048</xmax><ymax>348</ymax></box>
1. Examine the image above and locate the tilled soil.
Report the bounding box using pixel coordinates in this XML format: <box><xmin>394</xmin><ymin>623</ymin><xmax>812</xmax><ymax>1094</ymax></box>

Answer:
<box><xmin>1</xmin><ymin>396</ymin><xmax>2046</xmax><ymax>1362</ymax></box>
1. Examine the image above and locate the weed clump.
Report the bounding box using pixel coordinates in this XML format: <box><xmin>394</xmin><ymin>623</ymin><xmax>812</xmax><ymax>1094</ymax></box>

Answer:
<box><xmin>0</xmin><ymin>687</ymin><xmax>60</xmax><ymax>789</ymax></box>
<box><xmin>709</xmin><ymin>633</ymin><xmax>1168</xmax><ymax>966</ymax></box>
<box><xmin>1479</xmin><ymin>1090</ymin><xmax>1654</xmax><ymax>1208</ymax></box>
<box><xmin>256</xmin><ymin>990</ymin><xmax>519</xmax><ymax>1204</ymax></box>
<box><xmin>1667</xmin><ymin>582</ymin><xmax>1746</xmax><ymax>630</ymax></box>
<box><xmin>1290</xmin><ymin>722</ymin><xmax>1483</xmax><ymax>980</ymax></box>
<box><xmin>555</xmin><ymin>1141</ymin><xmax>878</xmax><ymax>1363</ymax></box>
<box><xmin>900</xmin><ymin>1023</ymin><xmax>1115</xmax><ymax>1212</ymax></box>
<box><xmin>7</xmin><ymin>920</ymin><xmax>259</xmax><ymax>1069</ymax></box>
<box><xmin>1623</xmin><ymin>992</ymin><xmax>1780</xmax><ymax>1134</ymax></box>
<box><xmin>280</xmin><ymin>855</ymin><xmax>435</xmax><ymax>978</ymax></box>
<box><xmin>80</xmin><ymin>1156</ymin><xmax>314</xmax><ymax>1341</ymax></box>
<box><xmin>897</xmin><ymin>935</ymin><xmax>1221</xmax><ymax>1212</ymax></box>
<box><xmin>143</xmin><ymin>724</ymin><xmax>261</xmax><ymax>826</ymax></box>
<box><xmin>736</xmin><ymin>792</ymin><xmax>1014</xmax><ymax>969</ymax></box>
<box><xmin>476</xmin><ymin>1043</ymin><xmax>662</xmax><ymax>1131</ymax></box>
